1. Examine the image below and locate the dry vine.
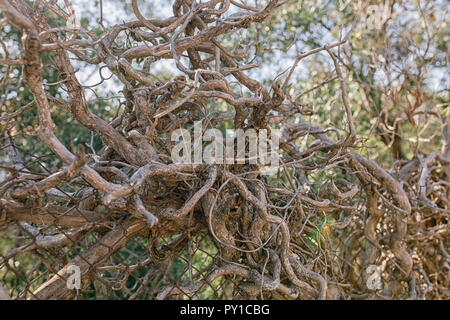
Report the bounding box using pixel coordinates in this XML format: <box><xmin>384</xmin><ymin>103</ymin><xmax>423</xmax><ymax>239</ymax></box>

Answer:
<box><xmin>0</xmin><ymin>0</ymin><xmax>448</xmax><ymax>300</ymax></box>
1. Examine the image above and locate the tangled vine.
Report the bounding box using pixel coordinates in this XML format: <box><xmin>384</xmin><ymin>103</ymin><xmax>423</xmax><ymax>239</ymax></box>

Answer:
<box><xmin>0</xmin><ymin>0</ymin><xmax>448</xmax><ymax>300</ymax></box>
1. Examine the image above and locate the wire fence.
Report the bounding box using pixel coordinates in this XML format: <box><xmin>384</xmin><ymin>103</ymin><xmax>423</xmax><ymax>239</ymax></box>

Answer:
<box><xmin>1</xmin><ymin>214</ymin><xmax>237</xmax><ymax>300</ymax></box>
